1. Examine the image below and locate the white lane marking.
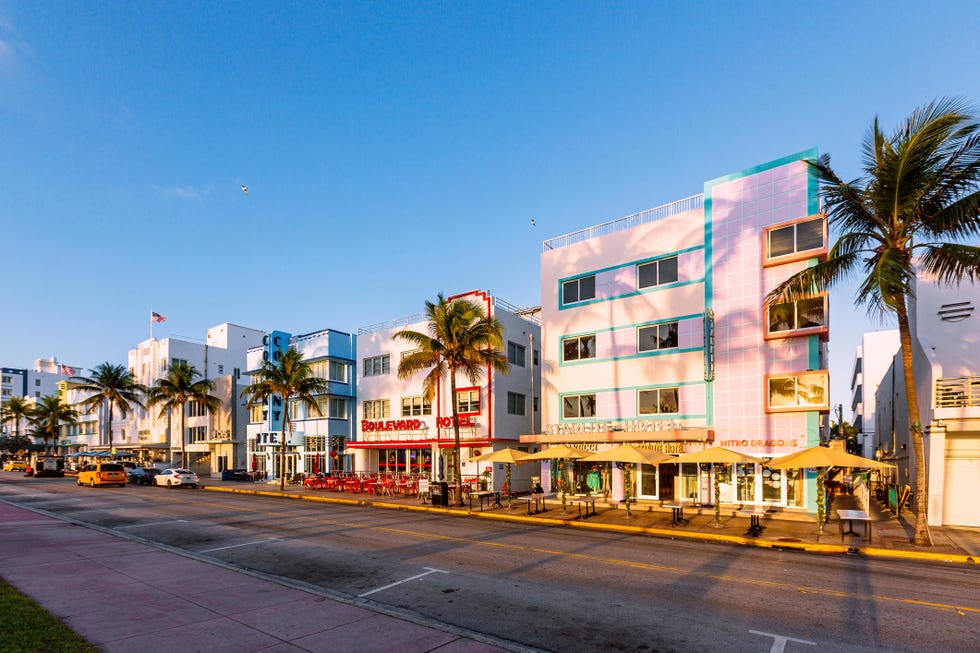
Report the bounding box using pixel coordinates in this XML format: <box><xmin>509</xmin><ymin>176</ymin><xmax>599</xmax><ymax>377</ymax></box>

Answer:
<box><xmin>750</xmin><ymin>630</ymin><xmax>816</xmax><ymax>652</ymax></box>
<box><xmin>358</xmin><ymin>567</ymin><xmax>449</xmax><ymax>598</ymax></box>
<box><xmin>198</xmin><ymin>538</ymin><xmax>282</xmax><ymax>553</ymax></box>
<box><xmin>115</xmin><ymin>520</ymin><xmax>187</xmax><ymax>529</ymax></box>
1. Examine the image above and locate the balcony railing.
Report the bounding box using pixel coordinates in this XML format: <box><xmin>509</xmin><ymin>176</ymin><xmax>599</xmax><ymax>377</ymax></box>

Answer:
<box><xmin>936</xmin><ymin>376</ymin><xmax>980</xmax><ymax>408</ymax></box>
<box><xmin>542</xmin><ymin>194</ymin><xmax>704</xmax><ymax>252</ymax></box>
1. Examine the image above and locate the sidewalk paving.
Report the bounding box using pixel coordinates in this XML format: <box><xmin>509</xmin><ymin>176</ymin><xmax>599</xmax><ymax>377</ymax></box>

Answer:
<box><xmin>209</xmin><ymin>479</ymin><xmax>980</xmax><ymax>563</ymax></box>
<box><xmin>0</xmin><ymin>501</ymin><xmax>520</xmax><ymax>653</ymax></box>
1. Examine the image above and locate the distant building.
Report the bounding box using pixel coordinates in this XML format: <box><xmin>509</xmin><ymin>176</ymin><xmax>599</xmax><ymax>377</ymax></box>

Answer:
<box><xmin>245</xmin><ymin>327</ymin><xmax>357</xmax><ymax>481</ymax></box>
<box><xmin>849</xmin><ymin>331</ymin><xmax>900</xmax><ymax>459</ymax></box>
<box><xmin>874</xmin><ymin>273</ymin><xmax>980</xmax><ymax>527</ymax></box>
<box><xmin>2</xmin><ymin>358</ymin><xmax>83</xmax><ymax>442</ymax></box>
<box><xmin>351</xmin><ymin>291</ymin><xmax>541</xmax><ymax>492</ymax></box>
<box><xmin>123</xmin><ymin>323</ymin><xmax>266</xmax><ymax>473</ymax></box>
<box><xmin>531</xmin><ymin>150</ymin><xmax>829</xmax><ymax>512</ymax></box>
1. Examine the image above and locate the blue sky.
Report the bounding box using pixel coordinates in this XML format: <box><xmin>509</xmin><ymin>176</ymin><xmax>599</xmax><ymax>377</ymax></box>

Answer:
<box><xmin>2</xmin><ymin>1</ymin><xmax>979</xmax><ymax>414</ymax></box>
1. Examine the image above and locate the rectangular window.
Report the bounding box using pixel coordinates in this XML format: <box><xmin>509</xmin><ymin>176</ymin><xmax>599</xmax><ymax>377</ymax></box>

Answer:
<box><xmin>401</xmin><ymin>395</ymin><xmax>432</xmax><ymax>417</ymax></box>
<box><xmin>765</xmin><ymin>215</ymin><xmax>826</xmax><ymax>264</ymax></box>
<box><xmin>562</xmin><ymin>334</ymin><xmax>596</xmax><ymax>362</ymax></box>
<box><xmin>363</xmin><ymin>399</ymin><xmax>390</xmax><ymax>419</ymax></box>
<box><xmin>637</xmin><ymin>256</ymin><xmax>679</xmax><ymax>289</ymax></box>
<box><xmin>329</xmin><ymin>361</ymin><xmax>346</xmax><ymax>383</ymax></box>
<box><xmin>507</xmin><ymin>341</ymin><xmax>526</xmax><ymax>367</ymax></box>
<box><xmin>363</xmin><ymin>355</ymin><xmax>390</xmax><ymax>377</ymax></box>
<box><xmin>507</xmin><ymin>392</ymin><xmax>526</xmax><ymax>416</ymax></box>
<box><xmin>217</xmin><ymin>364</ymin><xmax>224</xmax><ymax>375</ymax></box>
<box><xmin>637</xmin><ymin>322</ymin><xmax>679</xmax><ymax>352</ymax></box>
<box><xmin>562</xmin><ymin>393</ymin><xmax>596</xmax><ymax>419</ymax></box>
<box><xmin>234</xmin><ymin>367</ymin><xmax>240</xmax><ymax>379</ymax></box>
<box><xmin>249</xmin><ymin>405</ymin><xmax>265</xmax><ymax>423</ymax></box>
<box><xmin>171</xmin><ymin>358</ymin><xmax>187</xmax><ymax>368</ymax></box>
<box><xmin>562</xmin><ymin>275</ymin><xmax>596</xmax><ymax>304</ymax></box>
<box><xmin>457</xmin><ymin>390</ymin><xmax>480</xmax><ymax>413</ymax></box>
<box><xmin>766</xmin><ymin>296</ymin><xmax>827</xmax><ymax>337</ymax></box>
<box><xmin>188</xmin><ymin>426</ymin><xmax>207</xmax><ymax>443</ymax></box>
<box><xmin>186</xmin><ymin>401</ymin><xmax>209</xmax><ymax>417</ymax></box>
<box><xmin>329</xmin><ymin>398</ymin><xmax>346</xmax><ymax>419</ymax></box>
<box><xmin>289</xmin><ymin>400</ymin><xmax>303</xmax><ymax>420</ymax></box>
<box><xmin>638</xmin><ymin>388</ymin><xmax>680</xmax><ymax>415</ymax></box>
<box><xmin>766</xmin><ymin>371</ymin><xmax>830</xmax><ymax>412</ymax></box>
<box><xmin>533</xmin><ymin>349</ymin><xmax>539</xmax><ymax>366</ymax></box>
<box><xmin>35</xmin><ymin>379</ymin><xmax>41</xmax><ymax>386</ymax></box>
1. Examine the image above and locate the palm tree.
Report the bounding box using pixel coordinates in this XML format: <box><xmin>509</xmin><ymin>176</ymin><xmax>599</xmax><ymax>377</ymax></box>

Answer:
<box><xmin>146</xmin><ymin>361</ymin><xmax>221</xmax><ymax>469</ymax></box>
<box><xmin>394</xmin><ymin>294</ymin><xmax>509</xmax><ymax>507</ymax></box>
<box><xmin>28</xmin><ymin>394</ymin><xmax>78</xmax><ymax>453</ymax></box>
<box><xmin>1</xmin><ymin>396</ymin><xmax>32</xmax><ymax>444</ymax></box>
<box><xmin>767</xmin><ymin>98</ymin><xmax>980</xmax><ymax>546</ymax></box>
<box><xmin>240</xmin><ymin>347</ymin><xmax>329</xmax><ymax>491</ymax></box>
<box><xmin>73</xmin><ymin>363</ymin><xmax>147</xmax><ymax>456</ymax></box>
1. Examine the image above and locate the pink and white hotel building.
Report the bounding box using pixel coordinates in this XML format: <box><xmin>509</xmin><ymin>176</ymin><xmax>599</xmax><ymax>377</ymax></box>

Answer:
<box><xmin>528</xmin><ymin>150</ymin><xmax>829</xmax><ymax>513</ymax></box>
<box><xmin>349</xmin><ymin>291</ymin><xmax>542</xmax><ymax>491</ymax></box>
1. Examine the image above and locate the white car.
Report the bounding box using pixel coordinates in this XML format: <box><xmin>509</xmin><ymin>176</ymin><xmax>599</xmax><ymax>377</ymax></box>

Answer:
<box><xmin>154</xmin><ymin>468</ymin><xmax>201</xmax><ymax>488</ymax></box>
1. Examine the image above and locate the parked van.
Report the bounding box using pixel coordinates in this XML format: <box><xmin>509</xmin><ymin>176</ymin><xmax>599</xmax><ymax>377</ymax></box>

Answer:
<box><xmin>77</xmin><ymin>463</ymin><xmax>127</xmax><ymax>487</ymax></box>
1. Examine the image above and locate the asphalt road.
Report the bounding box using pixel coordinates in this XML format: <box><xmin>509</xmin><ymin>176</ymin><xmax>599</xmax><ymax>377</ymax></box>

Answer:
<box><xmin>1</xmin><ymin>476</ymin><xmax>977</xmax><ymax>653</ymax></box>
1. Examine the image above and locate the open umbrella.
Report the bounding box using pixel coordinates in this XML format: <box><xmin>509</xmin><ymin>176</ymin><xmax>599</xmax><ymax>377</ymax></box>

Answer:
<box><xmin>519</xmin><ymin>445</ymin><xmax>590</xmax><ymax>511</ymax></box>
<box><xmin>768</xmin><ymin>445</ymin><xmax>895</xmax><ymax>531</ymax></box>
<box><xmin>674</xmin><ymin>447</ymin><xmax>763</xmax><ymax>526</ymax></box>
<box><xmin>581</xmin><ymin>444</ymin><xmax>677</xmax><ymax>517</ymax></box>
<box><xmin>468</xmin><ymin>448</ymin><xmax>531</xmax><ymax>508</ymax></box>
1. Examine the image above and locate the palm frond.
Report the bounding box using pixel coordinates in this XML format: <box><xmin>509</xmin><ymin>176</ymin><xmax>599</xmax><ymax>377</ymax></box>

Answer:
<box><xmin>918</xmin><ymin>243</ymin><xmax>980</xmax><ymax>286</ymax></box>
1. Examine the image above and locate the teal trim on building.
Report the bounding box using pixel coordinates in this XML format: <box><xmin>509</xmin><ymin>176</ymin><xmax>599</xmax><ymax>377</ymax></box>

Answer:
<box><xmin>560</xmin><ymin>313</ymin><xmax>703</xmax><ymax>340</ymax></box>
<box><xmin>559</xmin><ymin>279</ymin><xmax>704</xmax><ymax>311</ymax></box>
<box><xmin>558</xmin><ymin>379</ymin><xmax>705</xmax><ymax>396</ymax></box>
<box><xmin>558</xmin><ymin>413</ymin><xmax>708</xmax><ymax>425</ymax></box>
<box><xmin>559</xmin><ymin>346</ymin><xmax>703</xmax><ymax>367</ymax></box>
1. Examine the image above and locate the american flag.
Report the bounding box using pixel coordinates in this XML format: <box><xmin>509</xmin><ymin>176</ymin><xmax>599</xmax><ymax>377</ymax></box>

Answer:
<box><xmin>151</xmin><ymin>312</ymin><xmax>167</xmax><ymax>323</ymax></box>
<box><xmin>61</xmin><ymin>365</ymin><xmax>76</xmax><ymax>377</ymax></box>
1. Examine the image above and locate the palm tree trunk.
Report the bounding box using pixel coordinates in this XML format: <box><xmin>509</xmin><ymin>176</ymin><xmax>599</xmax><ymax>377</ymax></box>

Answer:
<box><xmin>181</xmin><ymin>402</ymin><xmax>187</xmax><ymax>469</ymax></box>
<box><xmin>450</xmin><ymin>371</ymin><xmax>463</xmax><ymax>507</ymax></box>
<box><xmin>896</xmin><ymin>301</ymin><xmax>932</xmax><ymax>546</ymax></box>
<box><xmin>107</xmin><ymin>401</ymin><xmax>113</xmax><ymax>456</ymax></box>
<box><xmin>280</xmin><ymin>397</ymin><xmax>289</xmax><ymax>492</ymax></box>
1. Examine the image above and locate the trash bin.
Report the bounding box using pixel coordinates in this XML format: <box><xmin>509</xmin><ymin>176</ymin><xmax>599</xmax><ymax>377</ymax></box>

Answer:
<box><xmin>431</xmin><ymin>481</ymin><xmax>449</xmax><ymax>507</ymax></box>
<box><xmin>221</xmin><ymin>469</ymin><xmax>236</xmax><ymax>481</ymax></box>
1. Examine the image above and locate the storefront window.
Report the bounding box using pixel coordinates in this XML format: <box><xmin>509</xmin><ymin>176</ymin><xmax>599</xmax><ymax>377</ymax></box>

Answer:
<box><xmin>715</xmin><ymin>463</ymin><xmax>733</xmax><ymax>504</ymax></box>
<box><xmin>680</xmin><ymin>463</ymin><xmax>699</xmax><ymax>501</ymax></box>
<box><xmin>786</xmin><ymin>468</ymin><xmax>805</xmax><ymax>507</ymax></box>
<box><xmin>638</xmin><ymin>465</ymin><xmax>658</xmax><ymax>498</ymax></box>
<box><xmin>736</xmin><ymin>463</ymin><xmax>756</xmax><ymax>502</ymax></box>
<box><xmin>762</xmin><ymin>466</ymin><xmax>782</xmax><ymax>503</ymax></box>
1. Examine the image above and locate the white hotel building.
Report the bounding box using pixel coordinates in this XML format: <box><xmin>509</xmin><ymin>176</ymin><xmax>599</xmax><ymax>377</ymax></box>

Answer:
<box><xmin>350</xmin><ymin>291</ymin><xmax>541</xmax><ymax>492</ymax></box>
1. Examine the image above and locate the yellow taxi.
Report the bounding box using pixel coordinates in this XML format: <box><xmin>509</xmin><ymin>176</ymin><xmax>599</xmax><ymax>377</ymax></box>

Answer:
<box><xmin>77</xmin><ymin>463</ymin><xmax>128</xmax><ymax>487</ymax></box>
<box><xmin>2</xmin><ymin>460</ymin><xmax>27</xmax><ymax>472</ymax></box>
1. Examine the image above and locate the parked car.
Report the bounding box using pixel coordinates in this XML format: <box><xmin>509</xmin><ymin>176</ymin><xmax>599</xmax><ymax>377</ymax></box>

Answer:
<box><xmin>128</xmin><ymin>467</ymin><xmax>162</xmax><ymax>485</ymax></box>
<box><xmin>77</xmin><ymin>463</ymin><xmax>128</xmax><ymax>487</ymax></box>
<box><xmin>154</xmin><ymin>468</ymin><xmax>200</xmax><ymax>488</ymax></box>
<box><xmin>2</xmin><ymin>460</ymin><xmax>27</xmax><ymax>472</ymax></box>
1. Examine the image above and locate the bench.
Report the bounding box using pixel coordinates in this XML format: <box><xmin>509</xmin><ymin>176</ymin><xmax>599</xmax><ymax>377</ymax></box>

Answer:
<box><xmin>468</xmin><ymin>491</ymin><xmax>502</xmax><ymax>511</ymax></box>
<box><xmin>571</xmin><ymin>497</ymin><xmax>596</xmax><ymax>518</ymax></box>
<box><xmin>513</xmin><ymin>494</ymin><xmax>545</xmax><ymax>515</ymax></box>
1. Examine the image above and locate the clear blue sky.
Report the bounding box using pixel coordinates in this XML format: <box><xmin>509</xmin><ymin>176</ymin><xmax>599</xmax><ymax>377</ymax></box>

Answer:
<box><xmin>2</xmin><ymin>1</ymin><xmax>979</xmax><ymax>415</ymax></box>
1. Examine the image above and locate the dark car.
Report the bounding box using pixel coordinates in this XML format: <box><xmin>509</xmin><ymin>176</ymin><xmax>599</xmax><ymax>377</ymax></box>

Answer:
<box><xmin>128</xmin><ymin>467</ymin><xmax>162</xmax><ymax>485</ymax></box>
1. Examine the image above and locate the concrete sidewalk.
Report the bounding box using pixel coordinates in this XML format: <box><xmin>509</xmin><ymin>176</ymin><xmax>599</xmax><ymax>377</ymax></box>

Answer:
<box><xmin>208</xmin><ymin>479</ymin><xmax>980</xmax><ymax>564</ymax></box>
<box><xmin>0</xmin><ymin>501</ymin><xmax>521</xmax><ymax>653</ymax></box>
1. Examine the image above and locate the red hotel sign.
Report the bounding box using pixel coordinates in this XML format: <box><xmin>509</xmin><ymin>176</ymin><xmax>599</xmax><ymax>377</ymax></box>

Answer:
<box><xmin>362</xmin><ymin>419</ymin><xmax>424</xmax><ymax>431</ymax></box>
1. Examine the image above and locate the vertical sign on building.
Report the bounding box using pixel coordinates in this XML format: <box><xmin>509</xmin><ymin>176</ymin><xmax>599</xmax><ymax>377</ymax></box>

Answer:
<box><xmin>263</xmin><ymin>330</ymin><xmax>292</xmax><ymax>433</ymax></box>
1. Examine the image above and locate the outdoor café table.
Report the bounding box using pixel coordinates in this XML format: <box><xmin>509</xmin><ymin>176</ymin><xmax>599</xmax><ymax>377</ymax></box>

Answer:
<box><xmin>469</xmin><ymin>491</ymin><xmax>502</xmax><ymax>511</ymax></box>
<box><xmin>737</xmin><ymin>507</ymin><xmax>767</xmax><ymax>536</ymax></box>
<box><xmin>513</xmin><ymin>494</ymin><xmax>544</xmax><ymax>515</ymax></box>
<box><xmin>663</xmin><ymin>501</ymin><xmax>690</xmax><ymax>526</ymax></box>
<box><xmin>571</xmin><ymin>496</ymin><xmax>596</xmax><ymax>518</ymax></box>
<box><xmin>837</xmin><ymin>509</ymin><xmax>873</xmax><ymax>543</ymax></box>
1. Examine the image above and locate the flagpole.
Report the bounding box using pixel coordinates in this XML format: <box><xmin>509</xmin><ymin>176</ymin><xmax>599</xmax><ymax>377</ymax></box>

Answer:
<box><xmin>150</xmin><ymin>310</ymin><xmax>153</xmax><ymax>340</ymax></box>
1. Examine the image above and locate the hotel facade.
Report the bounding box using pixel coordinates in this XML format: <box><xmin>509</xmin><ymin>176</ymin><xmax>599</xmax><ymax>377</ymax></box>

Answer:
<box><xmin>350</xmin><ymin>290</ymin><xmax>541</xmax><ymax>492</ymax></box>
<box><xmin>529</xmin><ymin>150</ymin><xmax>829</xmax><ymax>513</ymax></box>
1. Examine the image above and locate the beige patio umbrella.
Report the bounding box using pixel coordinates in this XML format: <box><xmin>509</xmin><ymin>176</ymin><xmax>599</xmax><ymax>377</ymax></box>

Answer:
<box><xmin>768</xmin><ymin>445</ymin><xmax>895</xmax><ymax>531</ymax></box>
<box><xmin>674</xmin><ymin>447</ymin><xmax>764</xmax><ymax>526</ymax></box>
<box><xmin>519</xmin><ymin>445</ymin><xmax>591</xmax><ymax>511</ymax></box>
<box><xmin>581</xmin><ymin>444</ymin><xmax>677</xmax><ymax>517</ymax></box>
<box><xmin>468</xmin><ymin>448</ymin><xmax>531</xmax><ymax>508</ymax></box>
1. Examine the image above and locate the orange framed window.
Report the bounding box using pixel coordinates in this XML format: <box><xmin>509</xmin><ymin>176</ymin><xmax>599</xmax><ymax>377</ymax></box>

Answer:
<box><xmin>764</xmin><ymin>294</ymin><xmax>828</xmax><ymax>340</ymax></box>
<box><xmin>765</xmin><ymin>371</ymin><xmax>830</xmax><ymax>413</ymax></box>
<box><xmin>763</xmin><ymin>214</ymin><xmax>827</xmax><ymax>267</ymax></box>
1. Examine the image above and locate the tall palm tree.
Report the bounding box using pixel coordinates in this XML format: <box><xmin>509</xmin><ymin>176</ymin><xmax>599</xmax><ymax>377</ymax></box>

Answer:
<box><xmin>73</xmin><ymin>363</ymin><xmax>147</xmax><ymax>456</ymax></box>
<box><xmin>241</xmin><ymin>347</ymin><xmax>329</xmax><ymax>491</ymax></box>
<box><xmin>1</xmin><ymin>396</ymin><xmax>32</xmax><ymax>444</ymax></box>
<box><xmin>767</xmin><ymin>98</ymin><xmax>980</xmax><ymax>546</ymax></box>
<box><xmin>146</xmin><ymin>361</ymin><xmax>221</xmax><ymax>469</ymax></box>
<box><xmin>394</xmin><ymin>294</ymin><xmax>509</xmax><ymax>506</ymax></box>
<box><xmin>28</xmin><ymin>394</ymin><xmax>78</xmax><ymax>454</ymax></box>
